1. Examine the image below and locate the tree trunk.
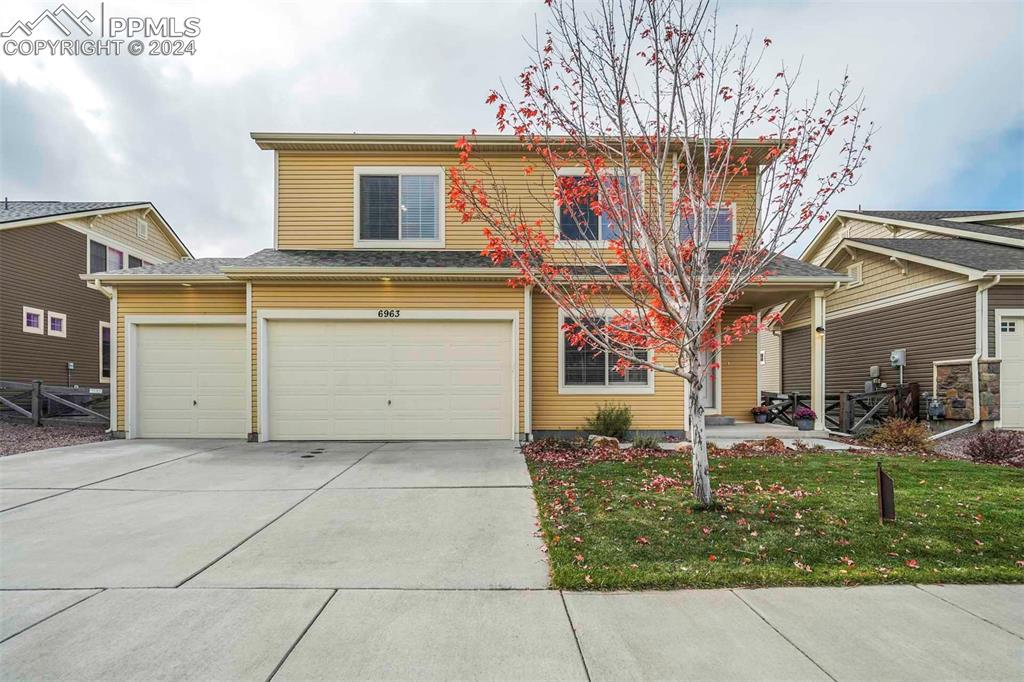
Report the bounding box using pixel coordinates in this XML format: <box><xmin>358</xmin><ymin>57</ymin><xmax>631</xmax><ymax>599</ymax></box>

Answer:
<box><xmin>688</xmin><ymin>380</ymin><xmax>712</xmax><ymax>507</ymax></box>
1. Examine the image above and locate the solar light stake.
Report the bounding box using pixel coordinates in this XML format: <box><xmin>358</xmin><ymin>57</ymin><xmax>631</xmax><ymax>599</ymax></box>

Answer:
<box><xmin>877</xmin><ymin>461</ymin><xmax>896</xmax><ymax>524</ymax></box>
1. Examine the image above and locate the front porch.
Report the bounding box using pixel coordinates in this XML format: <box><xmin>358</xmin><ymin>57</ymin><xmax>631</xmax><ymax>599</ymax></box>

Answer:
<box><xmin>702</xmin><ymin>422</ymin><xmax>848</xmax><ymax>450</ymax></box>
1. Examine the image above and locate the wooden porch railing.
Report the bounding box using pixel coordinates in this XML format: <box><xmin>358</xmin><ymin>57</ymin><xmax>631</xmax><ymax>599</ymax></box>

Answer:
<box><xmin>0</xmin><ymin>380</ymin><xmax>110</xmax><ymax>426</ymax></box>
<box><xmin>760</xmin><ymin>383</ymin><xmax>920</xmax><ymax>435</ymax></box>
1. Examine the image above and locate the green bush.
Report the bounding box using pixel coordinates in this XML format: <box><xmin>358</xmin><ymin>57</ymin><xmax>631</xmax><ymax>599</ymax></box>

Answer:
<box><xmin>630</xmin><ymin>435</ymin><xmax>663</xmax><ymax>450</ymax></box>
<box><xmin>863</xmin><ymin>418</ymin><xmax>934</xmax><ymax>453</ymax></box>
<box><xmin>585</xmin><ymin>403</ymin><xmax>633</xmax><ymax>440</ymax></box>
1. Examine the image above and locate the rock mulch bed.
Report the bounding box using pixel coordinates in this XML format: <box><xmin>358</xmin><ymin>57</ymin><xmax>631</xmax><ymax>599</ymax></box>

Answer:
<box><xmin>0</xmin><ymin>421</ymin><xmax>108</xmax><ymax>456</ymax></box>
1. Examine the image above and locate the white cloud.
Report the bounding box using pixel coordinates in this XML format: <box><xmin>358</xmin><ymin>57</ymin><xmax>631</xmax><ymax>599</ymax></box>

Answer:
<box><xmin>1</xmin><ymin>0</ymin><xmax>1020</xmax><ymax>257</ymax></box>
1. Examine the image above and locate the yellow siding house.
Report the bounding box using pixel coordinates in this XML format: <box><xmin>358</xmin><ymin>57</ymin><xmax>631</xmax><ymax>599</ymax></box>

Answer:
<box><xmin>87</xmin><ymin>133</ymin><xmax>845</xmax><ymax>441</ymax></box>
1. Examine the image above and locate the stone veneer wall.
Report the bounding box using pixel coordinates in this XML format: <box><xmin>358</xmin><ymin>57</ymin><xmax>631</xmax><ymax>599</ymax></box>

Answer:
<box><xmin>934</xmin><ymin>360</ymin><xmax>1001</xmax><ymax>421</ymax></box>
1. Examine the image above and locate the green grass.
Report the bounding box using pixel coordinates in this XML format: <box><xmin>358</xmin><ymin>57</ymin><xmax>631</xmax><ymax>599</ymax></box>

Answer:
<box><xmin>527</xmin><ymin>450</ymin><xmax>1024</xmax><ymax>589</ymax></box>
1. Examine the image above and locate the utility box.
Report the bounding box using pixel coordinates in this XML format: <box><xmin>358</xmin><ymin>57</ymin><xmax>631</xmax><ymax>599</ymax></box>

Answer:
<box><xmin>890</xmin><ymin>349</ymin><xmax>906</xmax><ymax>368</ymax></box>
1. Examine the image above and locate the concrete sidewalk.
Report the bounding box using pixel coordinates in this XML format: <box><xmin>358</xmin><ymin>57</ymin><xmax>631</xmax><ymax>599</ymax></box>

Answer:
<box><xmin>0</xmin><ymin>584</ymin><xmax>1019</xmax><ymax>680</ymax></box>
<box><xmin>0</xmin><ymin>439</ymin><xmax>1020</xmax><ymax>680</ymax></box>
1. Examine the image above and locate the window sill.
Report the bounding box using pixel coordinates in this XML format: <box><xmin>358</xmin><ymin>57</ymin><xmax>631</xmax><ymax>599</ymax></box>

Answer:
<box><xmin>22</xmin><ymin>327</ymin><xmax>44</xmax><ymax>335</ymax></box>
<box><xmin>558</xmin><ymin>384</ymin><xmax>655</xmax><ymax>396</ymax></box>
<box><xmin>554</xmin><ymin>240</ymin><xmax>610</xmax><ymax>249</ymax></box>
<box><xmin>354</xmin><ymin>239</ymin><xmax>445</xmax><ymax>250</ymax></box>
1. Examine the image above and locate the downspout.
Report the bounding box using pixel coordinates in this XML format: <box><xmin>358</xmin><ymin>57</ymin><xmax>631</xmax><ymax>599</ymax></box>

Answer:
<box><xmin>92</xmin><ymin>280</ymin><xmax>116</xmax><ymax>434</ymax></box>
<box><xmin>931</xmin><ymin>275</ymin><xmax>1000</xmax><ymax>440</ymax></box>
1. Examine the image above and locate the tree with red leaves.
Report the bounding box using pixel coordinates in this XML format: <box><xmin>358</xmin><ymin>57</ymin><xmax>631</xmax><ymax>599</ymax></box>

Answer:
<box><xmin>450</xmin><ymin>0</ymin><xmax>873</xmax><ymax>506</ymax></box>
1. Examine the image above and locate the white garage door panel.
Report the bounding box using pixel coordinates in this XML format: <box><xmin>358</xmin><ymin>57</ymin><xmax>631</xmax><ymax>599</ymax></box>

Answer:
<box><xmin>136</xmin><ymin>325</ymin><xmax>248</xmax><ymax>438</ymax></box>
<box><xmin>267</xmin><ymin>319</ymin><xmax>514</xmax><ymax>440</ymax></box>
<box><xmin>1000</xmin><ymin>315</ymin><xmax>1024</xmax><ymax>427</ymax></box>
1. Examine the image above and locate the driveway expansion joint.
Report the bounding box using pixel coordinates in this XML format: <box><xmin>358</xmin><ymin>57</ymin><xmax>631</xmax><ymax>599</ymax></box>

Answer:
<box><xmin>0</xmin><ymin>442</ymin><xmax>234</xmax><ymax>514</ymax></box>
<box><xmin>175</xmin><ymin>442</ymin><xmax>386</xmax><ymax>588</ymax></box>
<box><xmin>266</xmin><ymin>589</ymin><xmax>338</xmax><ymax>681</ymax></box>
<box><xmin>0</xmin><ymin>588</ymin><xmax>105</xmax><ymax>644</ymax></box>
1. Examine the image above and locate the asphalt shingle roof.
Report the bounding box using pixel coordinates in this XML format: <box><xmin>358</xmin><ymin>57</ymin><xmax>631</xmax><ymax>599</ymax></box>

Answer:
<box><xmin>849</xmin><ymin>210</ymin><xmax>1023</xmax><ymax>241</ymax></box>
<box><xmin>109</xmin><ymin>248</ymin><xmax>841</xmax><ymax>280</ymax></box>
<box><xmin>227</xmin><ymin>249</ymin><xmax>501</xmax><ymax>269</ymax></box>
<box><xmin>0</xmin><ymin>201</ymin><xmax>144</xmax><ymax>223</ymax></box>
<box><xmin>849</xmin><ymin>238</ymin><xmax>1024</xmax><ymax>272</ymax></box>
<box><xmin>90</xmin><ymin>258</ymin><xmax>243</xmax><ymax>276</ymax></box>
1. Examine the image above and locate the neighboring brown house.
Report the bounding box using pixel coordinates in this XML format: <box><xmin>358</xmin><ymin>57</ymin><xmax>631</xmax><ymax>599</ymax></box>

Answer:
<box><xmin>773</xmin><ymin>209</ymin><xmax>1024</xmax><ymax>429</ymax></box>
<box><xmin>0</xmin><ymin>202</ymin><xmax>192</xmax><ymax>388</ymax></box>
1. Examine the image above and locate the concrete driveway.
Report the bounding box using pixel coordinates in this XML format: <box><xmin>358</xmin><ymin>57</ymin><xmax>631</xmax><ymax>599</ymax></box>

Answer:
<box><xmin>1</xmin><ymin>439</ymin><xmax>1021</xmax><ymax>680</ymax></box>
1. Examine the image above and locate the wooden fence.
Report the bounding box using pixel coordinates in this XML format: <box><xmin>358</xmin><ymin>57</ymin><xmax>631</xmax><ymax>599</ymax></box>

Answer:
<box><xmin>0</xmin><ymin>380</ymin><xmax>110</xmax><ymax>426</ymax></box>
<box><xmin>760</xmin><ymin>383</ymin><xmax>920</xmax><ymax>435</ymax></box>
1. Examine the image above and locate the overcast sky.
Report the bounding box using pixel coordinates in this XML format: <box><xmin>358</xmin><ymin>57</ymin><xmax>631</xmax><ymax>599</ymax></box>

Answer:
<box><xmin>1</xmin><ymin>0</ymin><xmax>1021</xmax><ymax>258</ymax></box>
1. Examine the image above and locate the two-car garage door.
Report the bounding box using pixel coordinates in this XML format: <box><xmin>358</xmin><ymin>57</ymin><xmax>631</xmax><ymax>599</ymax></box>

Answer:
<box><xmin>266</xmin><ymin>319</ymin><xmax>514</xmax><ymax>440</ymax></box>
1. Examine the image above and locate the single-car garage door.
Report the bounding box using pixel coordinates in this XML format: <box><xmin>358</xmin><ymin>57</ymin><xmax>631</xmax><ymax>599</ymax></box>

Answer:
<box><xmin>999</xmin><ymin>315</ymin><xmax>1024</xmax><ymax>427</ymax></box>
<box><xmin>266</xmin><ymin>319</ymin><xmax>514</xmax><ymax>440</ymax></box>
<box><xmin>135</xmin><ymin>324</ymin><xmax>248</xmax><ymax>438</ymax></box>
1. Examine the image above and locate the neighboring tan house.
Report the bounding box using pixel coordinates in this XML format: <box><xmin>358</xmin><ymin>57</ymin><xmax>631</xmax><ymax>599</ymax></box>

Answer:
<box><xmin>0</xmin><ymin>201</ymin><xmax>192</xmax><ymax>389</ymax></box>
<box><xmin>776</xmin><ymin>209</ymin><xmax>1024</xmax><ymax>429</ymax></box>
<box><xmin>84</xmin><ymin>133</ymin><xmax>845</xmax><ymax>441</ymax></box>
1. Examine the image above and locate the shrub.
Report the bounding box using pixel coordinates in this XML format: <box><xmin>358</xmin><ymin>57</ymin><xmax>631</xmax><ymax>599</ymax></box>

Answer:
<box><xmin>794</xmin><ymin>406</ymin><xmax>816</xmax><ymax>420</ymax></box>
<box><xmin>962</xmin><ymin>430</ymin><xmax>1024</xmax><ymax>465</ymax></box>
<box><xmin>585</xmin><ymin>403</ymin><xmax>633</xmax><ymax>440</ymax></box>
<box><xmin>863</xmin><ymin>418</ymin><xmax>933</xmax><ymax>453</ymax></box>
<box><xmin>630</xmin><ymin>435</ymin><xmax>663</xmax><ymax>450</ymax></box>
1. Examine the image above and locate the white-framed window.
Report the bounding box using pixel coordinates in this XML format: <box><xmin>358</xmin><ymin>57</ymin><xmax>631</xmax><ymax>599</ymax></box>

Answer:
<box><xmin>1001</xmin><ymin>320</ymin><xmax>1017</xmax><ymax>334</ymax></box>
<box><xmin>557</xmin><ymin>311</ymin><xmax>654</xmax><ymax>394</ymax></box>
<box><xmin>88</xmin><ymin>240</ymin><xmax>125</xmax><ymax>273</ymax></box>
<box><xmin>847</xmin><ymin>262</ymin><xmax>863</xmax><ymax>288</ymax></box>
<box><xmin>22</xmin><ymin>306</ymin><xmax>44</xmax><ymax>334</ymax></box>
<box><xmin>47</xmin><ymin>311</ymin><xmax>67</xmax><ymax>338</ymax></box>
<box><xmin>136</xmin><ymin>216</ymin><xmax>149</xmax><ymax>239</ymax></box>
<box><xmin>353</xmin><ymin>166</ymin><xmax>445</xmax><ymax>248</ymax></box>
<box><xmin>555</xmin><ymin>167</ymin><xmax>643</xmax><ymax>245</ymax></box>
<box><xmin>99</xmin><ymin>322</ymin><xmax>111</xmax><ymax>383</ymax></box>
<box><xmin>679</xmin><ymin>204</ymin><xmax>735</xmax><ymax>247</ymax></box>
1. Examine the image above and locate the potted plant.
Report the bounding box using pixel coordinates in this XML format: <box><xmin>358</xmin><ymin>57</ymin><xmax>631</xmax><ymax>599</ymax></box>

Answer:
<box><xmin>750</xmin><ymin>405</ymin><xmax>770</xmax><ymax>424</ymax></box>
<box><xmin>794</xmin><ymin>406</ymin><xmax>817</xmax><ymax>431</ymax></box>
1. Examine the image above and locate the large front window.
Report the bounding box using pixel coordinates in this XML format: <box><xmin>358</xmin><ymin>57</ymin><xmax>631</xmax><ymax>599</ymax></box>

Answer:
<box><xmin>356</xmin><ymin>167</ymin><xmax>443</xmax><ymax>245</ymax></box>
<box><xmin>560</xmin><ymin>315</ymin><xmax>652</xmax><ymax>393</ymax></box>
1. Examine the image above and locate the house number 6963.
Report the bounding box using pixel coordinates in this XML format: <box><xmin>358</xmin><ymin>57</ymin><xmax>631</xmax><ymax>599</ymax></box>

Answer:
<box><xmin>377</xmin><ymin>309</ymin><xmax>401</xmax><ymax>318</ymax></box>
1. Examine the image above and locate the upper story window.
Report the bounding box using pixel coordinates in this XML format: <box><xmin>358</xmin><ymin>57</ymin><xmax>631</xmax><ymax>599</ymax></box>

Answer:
<box><xmin>22</xmin><ymin>306</ymin><xmax>43</xmax><ymax>335</ymax></box>
<box><xmin>354</xmin><ymin>166</ymin><xmax>445</xmax><ymax>248</ymax></box>
<box><xmin>89</xmin><ymin>239</ymin><xmax>153</xmax><ymax>273</ymax></box>
<box><xmin>89</xmin><ymin>240</ymin><xmax>124</xmax><ymax>273</ymax></box>
<box><xmin>556</xmin><ymin>169</ymin><xmax>642</xmax><ymax>244</ymax></box>
<box><xmin>679</xmin><ymin>205</ymin><xmax>735</xmax><ymax>247</ymax></box>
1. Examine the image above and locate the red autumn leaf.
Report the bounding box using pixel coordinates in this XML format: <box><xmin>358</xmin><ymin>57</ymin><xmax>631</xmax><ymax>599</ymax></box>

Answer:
<box><xmin>635</xmin><ymin>536</ymin><xmax>649</xmax><ymax>545</ymax></box>
<box><xmin>839</xmin><ymin>556</ymin><xmax>855</xmax><ymax>566</ymax></box>
<box><xmin>708</xmin><ymin>554</ymin><xmax>717</xmax><ymax>562</ymax></box>
<box><xmin>905</xmin><ymin>559</ymin><xmax>920</xmax><ymax>569</ymax></box>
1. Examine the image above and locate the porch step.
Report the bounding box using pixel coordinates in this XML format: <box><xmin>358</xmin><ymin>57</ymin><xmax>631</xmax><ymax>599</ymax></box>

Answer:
<box><xmin>705</xmin><ymin>415</ymin><xmax>736</xmax><ymax>426</ymax></box>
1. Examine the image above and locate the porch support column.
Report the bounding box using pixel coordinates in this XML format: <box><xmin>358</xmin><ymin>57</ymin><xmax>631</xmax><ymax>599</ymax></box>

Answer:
<box><xmin>810</xmin><ymin>290</ymin><xmax>826</xmax><ymax>430</ymax></box>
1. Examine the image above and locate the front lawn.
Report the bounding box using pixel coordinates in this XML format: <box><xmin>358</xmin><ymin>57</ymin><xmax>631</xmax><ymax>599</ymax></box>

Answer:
<box><xmin>526</xmin><ymin>441</ymin><xmax>1024</xmax><ymax>589</ymax></box>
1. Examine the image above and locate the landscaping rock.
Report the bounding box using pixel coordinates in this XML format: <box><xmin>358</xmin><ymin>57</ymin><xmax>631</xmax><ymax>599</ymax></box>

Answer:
<box><xmin>587</xmin><ymin>435</ymin><xmax>620</xmax><ymax>449</ymax></box>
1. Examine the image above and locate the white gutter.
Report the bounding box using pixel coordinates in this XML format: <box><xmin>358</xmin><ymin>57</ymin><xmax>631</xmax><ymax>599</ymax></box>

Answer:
<box><xmin>931</xmin><ymin>275</ymin><xmax>1001</xmax><ymax>440</ymax></box>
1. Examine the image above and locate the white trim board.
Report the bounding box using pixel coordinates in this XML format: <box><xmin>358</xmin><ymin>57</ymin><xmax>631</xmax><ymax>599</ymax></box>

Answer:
<box><xmin>255</xmin><ymin>308</ymin><xmax>519</xmax><ymax>442</ymax></box>
<box><xmin>123</xmin><ymin>315</ymin><xmax>247</xmax><ymax>439</ymax></box>
<box><xmin>782</xmin><ymin>280</ymin><xmax>977</xmax><ymax>328</ymax></box>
